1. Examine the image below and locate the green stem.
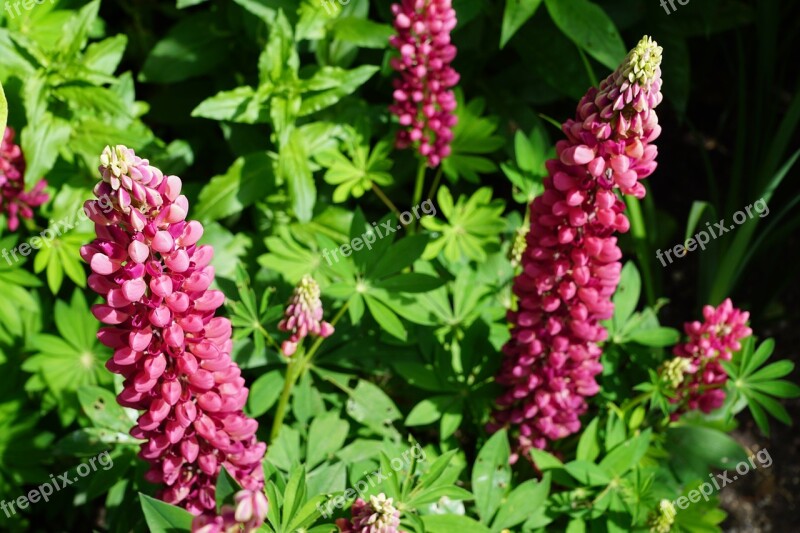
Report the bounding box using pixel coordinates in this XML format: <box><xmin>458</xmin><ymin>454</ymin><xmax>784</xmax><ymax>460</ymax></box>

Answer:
<box><xmin>410</xmin><ymin>161</ymin><xmax>427</xmax><ymax>233</ymax></box>
<box><xmin>624</xmin><ymin>195</ymin><xmax>656</xmax><ymax>306</ymax></box>
<box><xmin>372</xmin><ymin>183</ymin><xmax>402</xmax><ymax>219</ymax></box>
<box><xmin>269</xmin><ymin>301</ymin><xmax>350</xmax><ymax>442</ymax></box>
<box><xmin>425</xmin><ymin>167</ymin><xmax>443</xmax><ymax>202</ymax></box>
<box><xmin>256</xmin><ymin>323</ymin><xmax>283</xmax><ymax>352</ymax></box>
<box><xmin>577</xmin><ymin>47</ymin><xmax>598</xmax><ymax>87</ymax></box>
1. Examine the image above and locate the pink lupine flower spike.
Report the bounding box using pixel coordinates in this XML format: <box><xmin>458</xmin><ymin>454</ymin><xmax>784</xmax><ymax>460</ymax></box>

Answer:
<box><xmin>389</xmin><ymin>0</ymin><xmax>459</xmax><ymax>167</ymax></box>
<box><xmin>491</xmin><ymin>37</ymin><xmax>664</xmax><ymax>460</ymax></box>
<box><xmin>81</xmin><ymin>145</ymin><xmax>267</xmax><ymax>529</ymax></box>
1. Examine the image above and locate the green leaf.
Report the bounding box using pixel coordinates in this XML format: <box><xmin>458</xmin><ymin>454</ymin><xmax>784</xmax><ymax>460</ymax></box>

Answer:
<box><xmin>368</xmin><ymin>233</ymin><xmax>429</xmax><ymax>279</ymax></box>
<box><xmin>195</xmin><ymin>152</ymin><xmax>275</xmax><ymax>223</ymax></box>
<box><xmin>564</xmin><ymin>460</ymin><xmax>612</xmax><ymax>486</ymax></box>
<box><xmin>408</xmin><ymin>485</ymin><xmax>474</xmax><ymax>507</ymax></box>
<box><xmin>611</xmin><ymin>262</ymin><xmax>641</xmax><ymax>333</ymax></box>
<box><xmin>544</xmin><ymin>0</ymin><xmax>626</xmax><ymax>71</ymax></box>
<box><xmin>281</xmin><ymin>466</ymin><xmax>307</xmax><ymax>531</ymax></box>
<box><xmin>344</xmin><ymin>380</ymin><xmax>402</xmax><ymax>436</ymax></box>
<box><xmin>598</xmin><ymin>429</ymin><xmax>651</xmax><ymax>477</ymax></box>
<box><xmin>307</xmin><ymin>412</ymin><xmax>349</xmax><ymax>469</ymax></box>
<box><xmin>576</xmin><ymin>417</ymin><xmax>600</xmax><ymax>462</ymax></box>
<box><xmin>422</xmin><ymin>514</ymin><xmax>492</xmax><ymax>533</ymax></box>
<box><xmin>77</xmin><ymin>386</ymin><xmax>133</xmax><ymax>434</ymax></box>
<box><xmin>500</xmin><ymin>0</ymin><xmax>544</xmax><ymax>48</ymax></box>
<box><xmin>628</xmin><ymin>327</ymin><xmax>680</xmax><ymax>347</ymax></box>
<box><xmin>299</xmin><ymin>65</ymin><xmax>379</xmax><ymax>116</ymax></box>
<box><xmin>247</xmin><ymin>370</ymin><xmax>284</xmax><ymax>417</ymax></box>
<box><xmin>192</xmin><ymin>86</ymin><xmax>271</xmax><ymax>123</ymax></box>
<box><xmin>364</xmin><ymin>295</ymin><xmax>407</xmax><ymax>341</ymax></box>
<box><xmin>405</xmin><ymin>395</ymin><xmax>454</xmax><ymax>427</ymax></box>
<box><xmin>472</xmin><ymin>430</ymin><xmax>511</xmax><ymax>523</ymax></box>
<box><xmin>373</xmin><ymin>273</ymin><xmax>443</xmax><ymax>294</ymax></box>
<box><xmin>492</xmin><ymin>475</ymin><xmax>550</xmax><ymax>530</ymax></box>
<box><xmin>21</xmin><ymin>113</ymin><xmax>71</xmax><ymax>187</ymax></box>
<box><xmin>280</xmin><ymin>129</ymin><xmax>316</xmax><ymax>222</ymax></box>
<box><xmin>331</xmin><ymin>18</ymin><xmax>393</xmax><ymax>49</ymax></box>
<box><xmin>139</xmin><ymin>493</ymin><xmax>194</xmax><ymax>532</ymax></box>
<box><xmin>140</xmin><ymin>12</ymin><xmax>228</xmax><ymax>83</ymax></box>
<box><xmin>215</xmin><ymin>467</ymin><xmax>242</xmax><ymax>512</ymax></box>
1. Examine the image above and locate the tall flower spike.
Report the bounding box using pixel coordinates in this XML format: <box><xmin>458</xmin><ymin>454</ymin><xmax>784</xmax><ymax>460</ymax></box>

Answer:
<box><xmin>278</xmin><ymin>275</ymin><xmax>334</xmax><ymax>356</ymax></box>
<box><xmin>81</xmin><ymin>145</ymin><xmax>267</xmax><ymax>521</ymax></box>
<box><xmin>670</xmin><ymin>298</ymin><xmax>751</xmax><ymax>416</ymax></box>
<box><xmin>490</xmin><ymin>36</ymin><xmax>664</xmax><ymax>460</ymax></box>
<box><xmin>336</xmin><ymin>494</ymin><xmax>406</xmax><ymax>533</ymax></box>
<box><xmin>0</xmin><ymin>127</ymin><xmax>49</xmax><ymax>231</ymax></box>
<box><xmin>389</xmin><ymin>0</ymin><xmax>459</xmax><ymax>167</ymax></box>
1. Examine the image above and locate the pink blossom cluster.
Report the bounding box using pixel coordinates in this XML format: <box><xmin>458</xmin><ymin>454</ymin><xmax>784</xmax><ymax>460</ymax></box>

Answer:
<box><xmin>81</xmin><ymin>145</ymin><xmax>266</xmax><ymax>521</ymax></box>
<box><xmin>670</xmin><ymin>298</ymin><xmax>751</xmax><ymax>415</ymax></box>
<box><xmin>490</xmin><ymin>37</ymin><xmax>664</xmax><ymax>459</ymax></box>
<box><xmin>278</xmin><ymin>275</ymin><xmax>334</xmax><ymax>356</ymax></box>
<box><xmin>389</xmin><ymin>0</ymin><xmax>459</xmax><ymax>167</ymax></box>
<box><xmin>191</xmin><ymin>489</ymin><xmax>268</xmax><ymax>533</ymax></box>
<box><xmin>0</xmin><ymin>127</ymin><xmax>48</xmax><ymax>231</ymax></box>
<box><xmin>336</xmin><ymin>494</ymin><xmax>405</xmax><ymax>533</ymax></box>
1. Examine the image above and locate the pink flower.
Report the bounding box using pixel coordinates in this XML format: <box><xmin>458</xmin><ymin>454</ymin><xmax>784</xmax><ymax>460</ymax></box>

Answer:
<box><xmin>0</xmin><ymin>127</ymin><xmax>48</xmax><ymax>231</ymax></box>
<box><xmin>490</xmin><ymin>37</ymin><xmax>664</xmax><ymax>459</ymax></box>
<box><xmin>278</xmin><ymin>275</ymin><xmax>334</xmax><ymax>356</ymax></box>
<box><xmin>389</xmin><ymin>0</ymin><xmax>459</xmax><ymax>167</ymax></box>
<box><xmin>81</xmin><ymin>145</ymin><xmax>266</xmax><ymax>519</ymax></box>
<box><xmin>669</xmin><ymin>298</ymin><xmax>751</xmax><ymax>416</ymax></box>
<box><xmin>336</xmin><ymin>494</ymin><xmax>406</xmax><ymax>533</ymax></box>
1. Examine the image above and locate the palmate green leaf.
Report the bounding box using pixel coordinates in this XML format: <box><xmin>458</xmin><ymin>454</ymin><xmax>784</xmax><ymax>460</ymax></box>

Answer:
<box><xmin>140</xmin><ymin>494</ymin><xmax>195</xmax><ymax>533</ymax></box>
<box><xmin>405</xmin><ymin>395</ymin><xmax>454</xmax><ymax>427</ymax></box>
<box><xmin>421</xmin><ymin>186</ymin><xmax>505</xmax><ymax>263</ymax></box>
<box><xmin>724</xmin><ymin>337</ymin><xmax>799</xmax><ymax>436</ymax></box>
<box><xmin>500</xmin><ymin>0</ymin><xmax>544</xmax><ymax>48</ymax></box>
<box><xmin>317</xmin><ymin>138</ymin><xmax>393</xmax><ymax>203</ymax></box>
<box><xmin>544</xmin><ymin>0</ymin><xmax>625</xmax><ymax>71</ymax></box>
<box><xmin>472</xmin><ymin>430</ymin><xmax>511</xmax><ymax>524</ymax></box>
<box><xmin>441</xmin><ymin>92</ymin><xmax>505</xmax><ymax>183</ymax></box>
<box><xmin>610</xmin><ymin>261</ymin><xmax>641</xmax><ymax>335</ymax></box>
<box><xmin>598</xmin><ymin>429</ymin><xmax>651</xmax><ymax>477</ymax></box>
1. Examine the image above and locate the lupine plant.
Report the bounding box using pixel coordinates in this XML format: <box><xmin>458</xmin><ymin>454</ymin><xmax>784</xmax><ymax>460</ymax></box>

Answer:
<box><xmin>0</xmin><ymin>1</ymin><xmax>798</xmax><ymax>533</ymax></box>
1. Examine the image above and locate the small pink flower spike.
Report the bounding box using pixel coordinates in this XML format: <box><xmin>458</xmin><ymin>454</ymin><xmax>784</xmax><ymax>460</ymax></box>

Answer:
<box><xmin>278</xmin><ymin>275</ymin><xmax>334</xmax><ymax>356</ymax></box>
<box><xmin>82</xmin><ymin>145</ymin><xmax>267</xmax><ymax>520</ymax></box>
<box><xmin>0</xmin><ymin>127</ymin><xmax>49</xmax><ymax>231</ymax></box>
<box><xmin>669</xmin><ymin>298</ymin><xmax>751</xmax><ymax>417</ymax></box>
<box><xmin>490</xmin><ymin>37</ymin><xmax>664</xmax><ymax>459</ymax></box>
<box><xmin>337</xmin><ymin>494</ymin><xmax>407</xmax><ymax>533</ymax></box>
<box><xmin>389</xmin><ymin>0</ymin><xmax>459</xmax><ymax>167</ymax></box>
